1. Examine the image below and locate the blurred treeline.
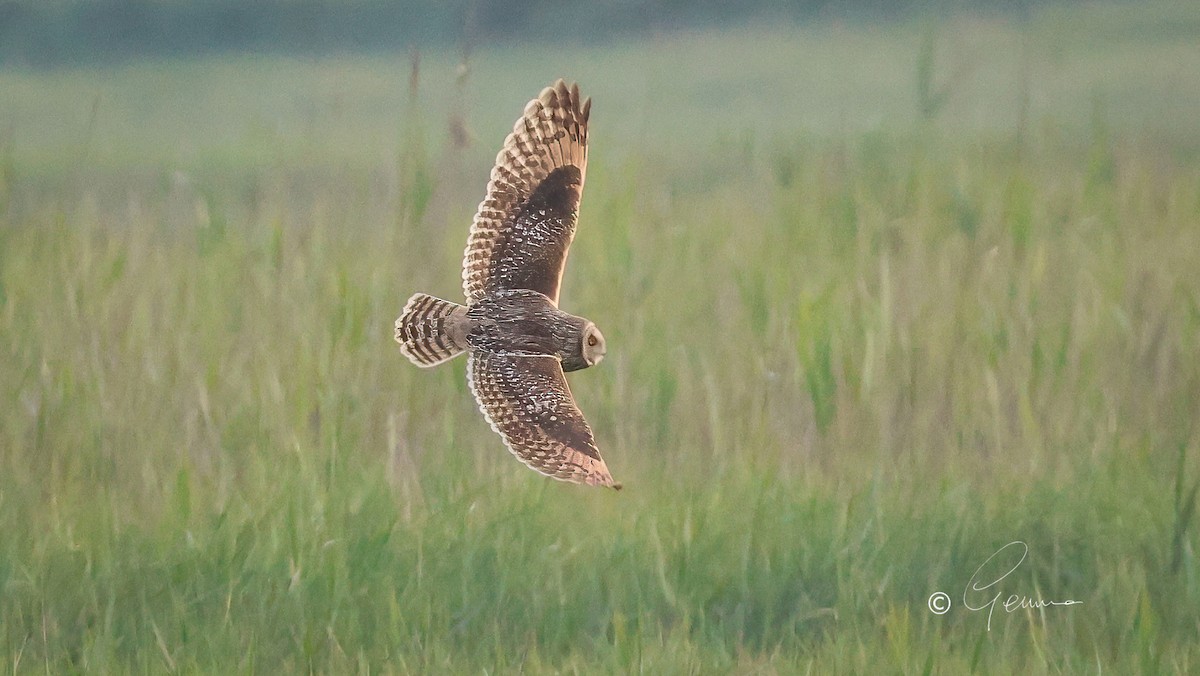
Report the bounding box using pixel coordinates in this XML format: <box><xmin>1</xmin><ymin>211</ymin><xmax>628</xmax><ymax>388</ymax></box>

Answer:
<box><xmin>0</xmin><ymin>0</ymin><xmax>1046</xmax><ymax>67</ymax></box>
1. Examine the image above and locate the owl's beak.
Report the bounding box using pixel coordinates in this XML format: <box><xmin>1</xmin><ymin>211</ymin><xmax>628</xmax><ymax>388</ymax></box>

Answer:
<box><xmin>587</xmin><ymin>326</ymin><xmax>607</xmax><ymax>366</ymax></box>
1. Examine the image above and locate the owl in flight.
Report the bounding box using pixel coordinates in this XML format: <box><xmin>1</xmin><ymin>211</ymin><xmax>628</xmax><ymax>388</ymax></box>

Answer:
<box><xmin>394</xmin><ymin>80</ymin><xmax>619</xmax><ymax>489</ymax></box>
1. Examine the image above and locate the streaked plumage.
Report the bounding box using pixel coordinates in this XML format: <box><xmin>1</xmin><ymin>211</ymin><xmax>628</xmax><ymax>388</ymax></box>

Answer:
<box><xmin>394</xmin><ymin>79</ymin><xmax>618</xmax><ymax>489</ymax></box>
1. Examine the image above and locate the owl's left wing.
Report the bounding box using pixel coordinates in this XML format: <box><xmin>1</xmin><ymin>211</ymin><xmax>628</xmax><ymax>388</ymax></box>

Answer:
<box><xmin>466</xmin><ymin>351</ymin><xmax>619</xmax><ymax>488</ymax></box>
<box><xmin>462</xmin><ymin>80</ymin><xmax>590</xmax><ymax>306</ymax></box>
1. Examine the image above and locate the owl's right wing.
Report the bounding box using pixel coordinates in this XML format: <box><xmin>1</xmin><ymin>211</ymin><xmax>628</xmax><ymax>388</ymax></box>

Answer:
<box><xmin>466</xmin><ymin>350</ymin><xmax>619</xmax><ymax>488</ymax></box>
<box><xmin>462</xmin><ymin>80</ymin><xmax>590</xmax><ymax>307</ymax></box>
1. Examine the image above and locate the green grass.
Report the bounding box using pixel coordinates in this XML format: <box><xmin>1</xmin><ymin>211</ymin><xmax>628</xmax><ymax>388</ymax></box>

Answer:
<box><xmin>2</xmin><ymin>2</ymin><xmax>1200</xmax><ymax>672</ymax></box>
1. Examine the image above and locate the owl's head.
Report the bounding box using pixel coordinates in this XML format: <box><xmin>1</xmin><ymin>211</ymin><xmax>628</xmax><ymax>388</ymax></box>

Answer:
<box><xmin>581</xmin><ymin>323</ymin><xmax>606</xmax><ymax>366</ymax></box>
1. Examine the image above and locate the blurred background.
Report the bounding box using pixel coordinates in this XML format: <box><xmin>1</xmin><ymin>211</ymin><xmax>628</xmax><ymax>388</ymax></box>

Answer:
<box><xmin>4</xmin><ymin>0</ymin><xmax>1199</xmax><ymax>168</ymax></box>
<box><xmin>1</xmin><ymin>0</ymin><xmax>1198</xmax><ymax>672</ymax></box>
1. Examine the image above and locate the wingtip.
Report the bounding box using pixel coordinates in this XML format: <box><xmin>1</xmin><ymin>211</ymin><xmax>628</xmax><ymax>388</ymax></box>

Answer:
<box><xmin>569</xmin><ymin>453</ymin><xmax>620</xmax><ymax>490</ymax></box>
<box><xmin>587</xmin><ymin>476</ymin><xmax>622</xmax><ymax>490</ymax></box>
<box><xmin>545</xmin><ymin>79</ymin><xmax>588</xmax><ymax>118</ymax></box>
<box><xmin>587</xmin><ymin>467</ymin><xmax>622</xmax><ymax>490</ymax></box>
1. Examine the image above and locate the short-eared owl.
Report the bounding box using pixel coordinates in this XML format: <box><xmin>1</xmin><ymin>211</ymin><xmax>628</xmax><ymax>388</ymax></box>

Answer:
<box><xmin>394</xmin><ymin>80</ymin><xmax>619</xmax><ymax>489</ymax></box>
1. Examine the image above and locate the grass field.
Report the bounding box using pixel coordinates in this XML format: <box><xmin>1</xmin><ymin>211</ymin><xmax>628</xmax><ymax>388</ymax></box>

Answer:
<box><xmin>2</xmin><ymin>2</ymin><xmax>1200</xmax><ymax>672</ymax></box>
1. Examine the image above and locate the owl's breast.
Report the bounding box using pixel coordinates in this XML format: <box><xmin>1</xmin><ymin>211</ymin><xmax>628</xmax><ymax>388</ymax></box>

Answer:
<box><xmin>467</xmin><ymin>315</ymin><xmax>559</xmax><ymax>355</ymax></box>
<box><xmin>465</xmin><ymin>289</ymin><xmax>587</xmax><ymax>363</ymax></box>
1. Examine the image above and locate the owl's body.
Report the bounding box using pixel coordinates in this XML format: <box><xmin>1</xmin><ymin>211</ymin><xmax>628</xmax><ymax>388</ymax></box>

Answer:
<box><xmin>394</xmin><ymin>80</ymin><xmax>619</xmax><ymax>488</ymax></box>
<box><xmin>397</xmin><ymin>289</ymin><xmax>600</xmax><ymax>372</ymax></box>
<box><xmin>468</xmin><ymin>290</ymin><xmax>600</xmax><ymax>372</ymax></box>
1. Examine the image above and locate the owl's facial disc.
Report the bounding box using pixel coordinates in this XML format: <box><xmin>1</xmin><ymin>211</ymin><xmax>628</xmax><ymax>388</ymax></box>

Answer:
<box><xmin>581</xmin><ymin>324</ymin><xmax>606</xmax><ymax>366</ymax></box>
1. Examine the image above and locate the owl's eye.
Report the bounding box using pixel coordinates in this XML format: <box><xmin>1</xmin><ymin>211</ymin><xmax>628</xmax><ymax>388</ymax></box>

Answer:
<box><xmin>587</xmin><ymin>334</ymin><xmax>598</xmax><ymax>347</ymax></box>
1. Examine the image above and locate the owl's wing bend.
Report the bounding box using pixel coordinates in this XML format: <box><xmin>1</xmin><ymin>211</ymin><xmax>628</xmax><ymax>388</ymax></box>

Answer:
<box><xmin>467</xmin><ymin>351</ymin><xmax>619</xmax><ymax>488</ymax></box>
<box><xmin>462</xmin><ymin>79</ymin><xmax>590</xmax><ymax>306</ymax></box>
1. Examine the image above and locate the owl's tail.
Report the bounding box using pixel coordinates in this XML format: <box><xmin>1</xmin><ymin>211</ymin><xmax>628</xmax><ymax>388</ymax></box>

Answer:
<box><xmin>395</xmin><ymin>293</ymin><xmax>469</xmax><ymax>367</ymax></box>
